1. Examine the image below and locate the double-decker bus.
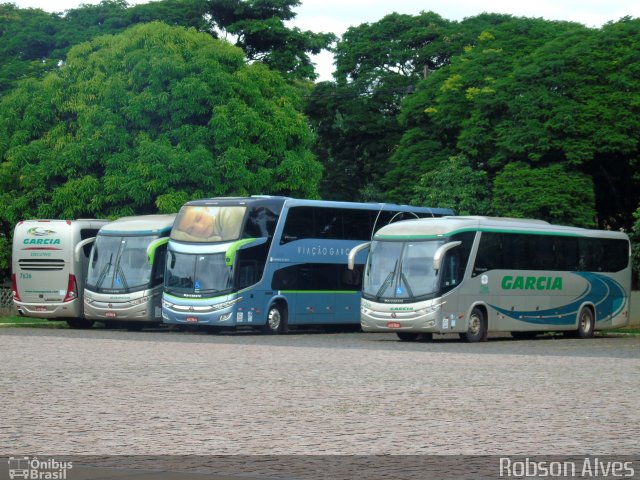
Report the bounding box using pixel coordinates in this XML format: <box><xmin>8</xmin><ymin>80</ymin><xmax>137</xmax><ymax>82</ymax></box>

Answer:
<box><xmin>348</xmin><ymin>216</ymin><xmax>631</xmax><ymax>342</ymax></box>
<box><xmin>12</xmin><ymin>219</ymin><xmax>108</xmax><ymax>328</ymax></box>
<box><xmin>161</xmin><ymin>197</ymin><xmax>452</xmax><ymax>333</ymax></box>
<box><xmin>83</xmin><ymin>214</ymin><xmax>176</xmax><ymax>329</ymax></box>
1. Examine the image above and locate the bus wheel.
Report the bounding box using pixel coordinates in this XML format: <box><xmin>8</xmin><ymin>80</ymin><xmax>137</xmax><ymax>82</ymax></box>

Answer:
<box><xmin>66</xmin><ymin>319</ymin><xmax>94</xmax><ymax>329</ymax></box>
<box><xmin>460</xmin><ymin>307</ymin><xmax>487</xmax><ymax>343</ymax></box>
<box><xmin>576</xmin><ymin>307</ymin><xmax>595</xmax><ymax>339</ymax></box>
<box><xmin>263</xmin><ymin>304</ymin><xmax>287</xmax><ymax>335</ymax></box>
<box><xmin>397</xmin><ymin>332</ymin><xmax>419</xmax><ymax>342</ymax></box>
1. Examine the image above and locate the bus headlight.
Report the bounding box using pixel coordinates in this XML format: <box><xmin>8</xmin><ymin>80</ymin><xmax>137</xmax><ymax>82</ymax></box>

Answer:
<box><xmin>162</xmin><ymin>299</ymin><xmax>173</xmax><ymax>309</ymax></box>
<box><xmin>130</xmin><ymin>296</ymin><xmax>149</xmax><ymax>306</ymax></box>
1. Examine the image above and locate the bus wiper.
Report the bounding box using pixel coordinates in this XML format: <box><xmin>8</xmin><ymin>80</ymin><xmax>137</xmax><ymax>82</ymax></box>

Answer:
<box><xmin>95</xmin><ymin>253</ymin><xmax>113</xmax><ymax>288</ymax></box>
<box><xmin>115</xmin><ymin>264</ymin><xmax>129</xmax><ymax>291</ymax></box>
<box><xmin>400</xmin><ymin>272</ymin><xmax>414</xmax><ymax>299</ymax></box>
<box><xmin>113</xmin><ymin>248</ymin><xmax>129</xmax><ymax>291</ymax></box>
<box><xmin>376</xmin><ymin>261</ymin><xmax>397</xmax><ymax>298</ymax></box>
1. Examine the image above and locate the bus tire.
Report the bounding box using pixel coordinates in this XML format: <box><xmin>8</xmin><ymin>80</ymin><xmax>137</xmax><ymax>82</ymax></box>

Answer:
<box><xmin>397</xmin><ymin>332</ymin><xmax>419</xmax><ymax>342</ymax></box>
<box><xmin>576</xmin><ymin>307</ymin><xmax>595</xmax><ymax>339</ymax></box>
<box><xmin>263</xmin><ymin>304</ymin><xmax>287</xmax><ymax>335</ymax></box>
<box><xmin>66</xmin><ymin>319</ymin><xmax>94</xmax><ymax>329</ymax></box>
<box><xmin>460</xmin><ymin>307</ymin><xmax>487</xmax><ymax>343</ymax></box>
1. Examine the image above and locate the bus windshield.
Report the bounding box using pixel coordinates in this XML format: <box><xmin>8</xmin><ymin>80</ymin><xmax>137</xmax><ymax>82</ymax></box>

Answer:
<box><xmin>165</xmin><ymin>251</ymin><xmax>233</xmax><ymax>295</ymax></box>
<box><xmin>170</xmin><ymin>206</ymin><xmax>246</xmax><ymax>242</ymax></box>
<box><xmin>363</xmin><ymin>239</ymin><xmax>445</xmax><ymax>300</ymax></box>
<box><xmin>87</xmin><ymin>235</ymin><xmax>156</xmax><ymax>292</ymax></box>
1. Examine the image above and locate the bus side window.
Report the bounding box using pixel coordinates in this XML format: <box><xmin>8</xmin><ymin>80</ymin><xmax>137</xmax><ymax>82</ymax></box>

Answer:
<box><xmin>153</xmin><ymin>244</ymin><xmax>167</xmax><ymax>284</ymax></box>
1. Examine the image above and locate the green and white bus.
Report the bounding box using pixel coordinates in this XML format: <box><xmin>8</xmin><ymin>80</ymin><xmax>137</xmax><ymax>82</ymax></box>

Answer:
<box><xmin>348</xmin><ymin>216</ymin><xmax>631</xmax><ymax>342</ymax></box>
<box><xmin>84</xmin><ymin>214</ymin><xmax>176</xmax><ymax>329</ymax></box>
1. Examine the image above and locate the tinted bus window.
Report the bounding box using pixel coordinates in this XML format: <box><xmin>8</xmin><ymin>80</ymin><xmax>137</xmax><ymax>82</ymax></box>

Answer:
<box><xmin>272</xmin><ymin>263</ymin><xmax>362</xmax><ymax>291</ymax></box>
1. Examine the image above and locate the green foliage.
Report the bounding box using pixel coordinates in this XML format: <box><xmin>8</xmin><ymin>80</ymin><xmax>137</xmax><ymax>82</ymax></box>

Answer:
<box><xmin>0</xmin><ymin>22</ymin><xmax>321</xmax><ymax>227</ymax></box>
<box><xmin>631</xmin><ymin>206</ymin><xmax>640</xmax><ymax>284</ymax></box>
<box><xmin>208</xmin><ymin>0</ymin><xmax>335</xmax><ymax>81</ymax></box>
<box><xmin>380</xmin><ymin>15</ymin><xmax>640</xmax><ymax>230</ymax></box>
<box><xmin>0</xmin><ymin>235</ymin><xmax>9</xmax><ymax>276</ymax></box>
<box><xmin>492</xmin><ymin>163</ymin><xmax>596</xmax><ymax>226</ymax></box>
<box><xmin>411</xmin><ymin>155</ymin><xmax>492</xmax><ymax>215</ymax></box>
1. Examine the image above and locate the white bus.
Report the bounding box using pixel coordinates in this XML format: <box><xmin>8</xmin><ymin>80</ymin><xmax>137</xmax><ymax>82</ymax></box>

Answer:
<box><xmin>12</xmin><ymin>219</ymin><xmax>108</xmax><ymax>328</ymax></box>
<box><xmin>348</xmin><ymin>216</ymin><xmax>631</xmax><ymax>342</ymax></box>
<box><xmin>83</xmin><ymin>214</ymin><xmax>176</xmax><ymax>329</ymax></box>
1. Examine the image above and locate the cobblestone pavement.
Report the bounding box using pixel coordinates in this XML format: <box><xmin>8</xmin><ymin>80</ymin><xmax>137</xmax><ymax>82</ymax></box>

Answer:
<box><xmin>1</xmin><ymin>328</ymin><xmax>638</xmax><ymax>459</ymax></box>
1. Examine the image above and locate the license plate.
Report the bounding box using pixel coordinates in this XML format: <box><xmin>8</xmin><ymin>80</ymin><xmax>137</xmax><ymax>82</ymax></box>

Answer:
<box><xmin>35</xmin><ymin>306</ymin><xmax>47</xmax><ymax>312</ymax></box>
<box><xmin>105</xmin><ymin>312</ymin><xmax>117</xmax><ymax>318</ymax></box>
<box><xmin>186</xmin><ymin>316</ymin><xmax>199</xmax><ymax>323</ymax></box>
<box><xmin>387</xmin><ymin>321</ymin><xmax>401</xmax><ymax>328</ymax></box>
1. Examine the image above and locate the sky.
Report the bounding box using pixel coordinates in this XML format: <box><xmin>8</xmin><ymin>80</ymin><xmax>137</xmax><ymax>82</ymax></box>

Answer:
<box><xmin>9</xmin><ymin>0</ymin><xmax>640</xmax><ymax>81</ymax></box>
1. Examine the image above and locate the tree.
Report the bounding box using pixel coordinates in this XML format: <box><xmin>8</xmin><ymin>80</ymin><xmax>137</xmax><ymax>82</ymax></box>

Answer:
<box><xmin>0</xmin><ymin>22</ymin><xmax>321</xmax><ymax>229</ymax></box>
<box><xmin>384</xmin><ymin>16</ymin><xmax>640</xmax><ymax>230</ymax></box>
<box><xmin>207</xmin><ymin>0</ymin><xmax>335</xmax><ymax>81</ymax></box>
<box><xmin>411</xmin><ymin>155</ymin><xmax>492</xmax><ymax>215</ymax></box>
<box><xmin>492</xmin><ymin>163</ymin><xmax>596</xmax><ymax>226</ymax></box>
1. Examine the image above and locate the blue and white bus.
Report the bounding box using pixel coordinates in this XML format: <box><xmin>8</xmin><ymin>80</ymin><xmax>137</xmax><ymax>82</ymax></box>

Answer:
<box><xmin>161</xmin><ymin>197</ymin><xmax>453</xmax><ymax>333</ymax></box>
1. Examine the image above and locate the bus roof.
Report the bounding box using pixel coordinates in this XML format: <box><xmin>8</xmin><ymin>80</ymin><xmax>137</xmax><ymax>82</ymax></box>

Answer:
<box><xmin>373</xmin><ymin>216</ymin><xmax>629</xmax><ymax>240</ymax></box>
<box><xmin>99</xmin><ymin>214</ymin><xmax>177</xmax><ymax>236</ymax></box>
<box><xmin>182</xmin><ymin>196</ymin><xmax>453</xmax><ymax>216</ymax></box>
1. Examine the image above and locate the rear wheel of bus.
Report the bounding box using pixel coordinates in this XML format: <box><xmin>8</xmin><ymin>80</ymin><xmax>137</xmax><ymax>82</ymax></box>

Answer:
<box><xmin>567</xmin><ymin>306</ymin><xmax>595</xmax><ymax>339</ymax></box>
<box><xmin>262</xmin><ymin>303</ymin><xmax>288</xmax><ymax>334</ymax></box>
<box><xmin>460</xmin><ymin>307</ymin><xmax>488</xmax><ymax>342</ymax></box>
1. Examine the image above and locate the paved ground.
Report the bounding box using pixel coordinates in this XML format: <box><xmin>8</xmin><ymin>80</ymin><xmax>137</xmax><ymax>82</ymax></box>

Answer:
<box><xmin>0</xmin><ymin>327</ymin><xmax>638</xmax><ymax>478</ymax></box>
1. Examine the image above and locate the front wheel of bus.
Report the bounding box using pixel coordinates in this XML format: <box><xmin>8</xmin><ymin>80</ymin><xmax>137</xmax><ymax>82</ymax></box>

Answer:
<box><xmin>576</xmin><ymin>307</ymin><xmax>595</xmax><ymax>339</ymax></box>
<box><xmin>460</xmin><ymin>307</ymin><xmax>487</xmax><ymax>343</ymax></box>
<box><xmin>263</xmin><ymin>304</ymin><xmax>288</xmax><ymax>335</ymax></box>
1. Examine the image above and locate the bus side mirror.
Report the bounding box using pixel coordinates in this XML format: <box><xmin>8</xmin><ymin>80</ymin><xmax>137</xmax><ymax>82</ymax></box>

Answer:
<box><xmin>433</xmin><ymin>241</ymin><xmax>461</xmax><ymax>272</ymax></box>
<box><xmin>347</xmin><ymin>242</ymin><xmax>370</xmax><ymax>270</ymax></box>
<box><xmin>74</xmin><ymin>237</ymin><xmax>96</xmax><ymax>263</ymax></box>
<box><xmin>147</xmin><ymin>237</ymin><xmax>170</xmax><ymax>266</ymax></box>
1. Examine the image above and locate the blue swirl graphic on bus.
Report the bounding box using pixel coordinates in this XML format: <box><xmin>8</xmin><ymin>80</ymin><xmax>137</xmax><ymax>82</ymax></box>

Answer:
<box><xmin>489</xmin><ymin>272</ymin><xmax>626</xmax><ymax>325</ymax></box>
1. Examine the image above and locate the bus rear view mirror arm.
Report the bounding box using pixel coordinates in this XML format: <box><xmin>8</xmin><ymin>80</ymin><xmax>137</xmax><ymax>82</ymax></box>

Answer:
<box><xmin>74</xmin><ymin>237</ymin><xmax>96</xmax><ymax>263</ymax></box>
<box><xmin>348</xmin><ymin>242</ymin><xmax>370</xmax><ymax>270</ymax></box>
<box><xmin>433</xmin><ymin>241</ymin><xmax>461</xmax><ymax>272</ymax></box>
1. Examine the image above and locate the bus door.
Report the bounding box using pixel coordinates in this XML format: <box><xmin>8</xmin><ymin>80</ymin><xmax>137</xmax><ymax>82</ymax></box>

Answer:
<box><xmin>293</xmin><ymin>264</ymin><xmax>335</xmax><ymax>324</ymax></box>
<box><xmin>271</xmin><ymin>263</ymin><xmax>335</xmax><ymax>324</ymax></box>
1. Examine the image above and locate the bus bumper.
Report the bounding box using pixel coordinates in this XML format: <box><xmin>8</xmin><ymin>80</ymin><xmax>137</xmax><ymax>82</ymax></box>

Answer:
<box><xmin>83</xmin><ymin>301</ymin><xmax>159</xmax><ymax>323</ymax></box>
<box><xmin>161</xmin><ymin>295</ymin><xmax>246</xmax><ymax>327</ymax></box>
<box><xmin>360</xmin><ymin>300</ymin><xmax>454</xmax><ymax>333</ymax></box>
<box><xmin>14</xmin><ymin>299</ymin><xmax>82</xmax><ymax>319</ymax></box>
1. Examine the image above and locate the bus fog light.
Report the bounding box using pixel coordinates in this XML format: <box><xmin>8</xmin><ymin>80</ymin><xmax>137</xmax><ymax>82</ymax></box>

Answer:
<box><xmin>219</xmin><ymin>312</ymin><xmax>232</xmax><ymax>322</ymax></box>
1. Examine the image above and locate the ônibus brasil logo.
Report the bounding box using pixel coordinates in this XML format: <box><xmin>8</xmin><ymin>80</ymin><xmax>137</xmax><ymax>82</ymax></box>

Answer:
<box><xmin>8</xmin><ymin>456</ymin><xmax>72</xmax><ymax>479</ymax></box>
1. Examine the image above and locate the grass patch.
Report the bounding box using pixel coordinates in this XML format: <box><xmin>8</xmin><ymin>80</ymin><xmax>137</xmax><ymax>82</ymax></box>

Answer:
<box><xmin>0</xmin><ymin>315</ymin><xmax>68</xmax><ymax>328</ymax></box>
